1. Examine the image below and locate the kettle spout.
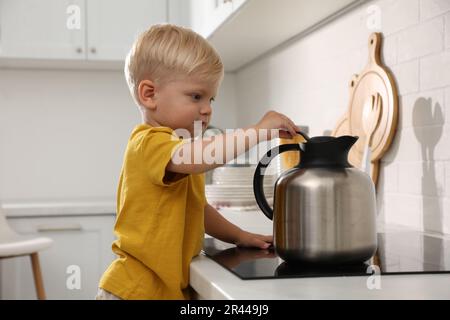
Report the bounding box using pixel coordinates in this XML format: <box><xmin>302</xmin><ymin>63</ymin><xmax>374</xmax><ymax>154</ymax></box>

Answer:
<box><xmin>334</xmin><ymin>136</ymin><xmax>358</xmax><ymax>168</ymax></box>
<box><xmin>336</xmin><ymin>135</ymin><xmax>358</xmax><ymax>151</ymax></box>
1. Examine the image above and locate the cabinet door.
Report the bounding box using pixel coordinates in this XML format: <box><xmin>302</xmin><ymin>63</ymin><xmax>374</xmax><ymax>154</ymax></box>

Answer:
<box><xmin>86</xmin><ymin>0</ymin><xmax>167</xmax><ymax>61</ymax></box>
<box><xmin>0</xmin><ymin>0</ymin><xmax>86</xmax><ymax>59</ymax></box>
<box><xmin>0</xmin><ymin>215</ymin><xmax>115</xmax><ymax>300</ymax></box>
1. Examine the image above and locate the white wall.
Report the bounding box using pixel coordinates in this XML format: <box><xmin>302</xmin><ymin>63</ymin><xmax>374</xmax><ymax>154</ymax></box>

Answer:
<box><xmin>0</xmin><ymin>69</ymin><xmax>139</xmax><ymax>203</ymax></box>
<box><xmin>233</xmin><ymin>0</ymin><xmax>450</xmax><ymax>234</ymax></box>
<box><xmin>0</xmin><ymin>67</ymin><xmax>237</xmax><ymax>203</ymax></box>
<box><xmin>213</xmin><ymin>73</ymin><xmax>238</xmax><ymax>130</ymax></box>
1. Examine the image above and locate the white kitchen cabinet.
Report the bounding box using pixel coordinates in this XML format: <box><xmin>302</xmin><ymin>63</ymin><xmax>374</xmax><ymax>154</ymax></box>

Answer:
<box><xmin>202</xmin><ymin>0</ymin><xmax>233</xmax><ymax>38</ymax></box>
<box><xmin>208</xmin><ymin>0</ymin><xmax>367</xmax><ymax>71</ymax></box>
<box><xmin>189</xmin><ymin>0</ymin><xmax>230</xmax><ymax>39</ymax></box>
<box><xmin>231</xmin><ymin>0</ymin><xmax>248</xmax><ymax>12</ymax></box>
<box><xmin>187</xmin><ymin>0</ymin><xmax>365</xmax><ymax>71</ymax></box>
<box><xmin>0</xmin><ymin>0</ymin><xmax>86</xmax><ymax>60</ymax></box>
<box><xmin>189</xmin><ymin>0</ymin><xmax>247</xmax><ymax>39</ymax></box>
<box><xmin>0</xmin><ymin>214</ymin><xmax>115</xmax><ymax>300</ymax></box>
<box><xmin>0</xmin><ymin>0</ymin><xmax>167</xmax><ymax>62</ymax></box>
<box><xmin>86</xmin><ymin>0</ymin><xmax>167</xmax><ymax>61</ymax></box>
<box><xmin>185</xmin><ymin>0</ymin><xmax>248</xmax><ymax>38</ymax></box>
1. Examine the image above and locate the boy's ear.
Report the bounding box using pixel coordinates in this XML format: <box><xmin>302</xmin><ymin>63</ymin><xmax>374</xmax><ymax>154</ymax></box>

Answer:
<box><xmin>138</xmin><ymin>80</ymin><xmax>157</xmax><ymax>110</ymax></box>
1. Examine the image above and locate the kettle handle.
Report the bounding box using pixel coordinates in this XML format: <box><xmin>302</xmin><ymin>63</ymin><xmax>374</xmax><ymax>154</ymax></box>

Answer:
<box><xmin>253</xmin><ymin>144</ymin><xmax>302</xmax><ymax>220</ymax></box>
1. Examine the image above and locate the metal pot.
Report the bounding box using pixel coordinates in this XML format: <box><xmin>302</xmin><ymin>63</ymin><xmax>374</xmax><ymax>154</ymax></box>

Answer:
<box><xmin>253</xmin><ymin>133</ymin><xmax>377</xmax><ymax>264</ymax></box>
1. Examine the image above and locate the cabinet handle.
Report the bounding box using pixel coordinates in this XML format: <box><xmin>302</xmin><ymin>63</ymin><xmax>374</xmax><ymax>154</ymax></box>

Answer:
<box><xmin>36</xmin><ymin>223</ymin><xmax>82</xmax><ymax>232</ymax></box>
<box><xmin>90</xmin><ymin>47</ymin><xmax>96</xmax><ymax>54</ymax></box>
<box><xmin>76</xmin><ymin>47</ymin><xmax>83</xmax><ymax>54</ymax></box>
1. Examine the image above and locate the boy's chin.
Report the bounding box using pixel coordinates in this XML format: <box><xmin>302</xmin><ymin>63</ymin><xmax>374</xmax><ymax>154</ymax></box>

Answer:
<box><xmin>193</xmin><ymin>130</ymin><xmax>205</xmax><ymax>140</ymax></box>
<box><xmin>189</xmin><ymin>127</ymin><xmax>208</xmax><ymax>139</ymax></box>
<box><xmin>174</xmin><ymin>128</ymin><xmax>203</xmax><ymax>140</ymax></box>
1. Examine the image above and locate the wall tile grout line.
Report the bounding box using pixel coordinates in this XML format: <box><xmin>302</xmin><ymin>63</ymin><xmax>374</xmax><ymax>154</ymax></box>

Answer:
<box><xmin>417</xmin><ymin>55</ymin><xmax>426</xmax><ymax>93</ymax></box>
<box><xmin>418</xmin><ymin>0</ymin><xmax>422</xmax><ymax>22</ymax></box>
<box><xmin>444</xmin><ymin>11</ymin><xmax>448</xmax><ymax>52</ymax></box>
<box><xmin>399</xmin><ymin>49</ymin><xmax>447</xmax><ymax>67</ymax></box>
<box><xmin>419</xmin><ymin>2</ymin><xmax>450</xmax><ymax>24</ymax></box>
<box><xmin>444</xmin><ymin>84</ymin><xmax>447</xmax><ymax>127</ymax></box>
<box><xmin>443</xmin><ymin>12</ymin><xmax>446</xmax><ymax>55</ymax></box>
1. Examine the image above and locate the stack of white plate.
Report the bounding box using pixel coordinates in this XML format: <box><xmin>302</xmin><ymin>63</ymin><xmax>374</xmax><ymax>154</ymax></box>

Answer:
<box><xmin>206</xmin><ymin>165</ymin><xmax>276</xmax><ymax>210</ymax></box>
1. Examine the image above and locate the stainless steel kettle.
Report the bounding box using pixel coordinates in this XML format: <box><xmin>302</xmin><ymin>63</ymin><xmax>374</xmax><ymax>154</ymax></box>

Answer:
<box><xmin>253</xmin><ymin>133</ymin><xmax>377</xmax><ymax>264</ymax></box>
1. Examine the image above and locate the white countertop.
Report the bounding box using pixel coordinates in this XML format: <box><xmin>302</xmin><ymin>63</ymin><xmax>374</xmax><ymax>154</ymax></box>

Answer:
<box><xmin>190</xmin><ymin>209</ymin><xmax>450</xmax><ymax>300</ymax></box>
<box><xmin>4</xmin><ymin>202</ymin><xmax>450</xmax><ymax>299</ymax></box>
<box><xmin>2</xmin><ymin>201</ymin><xmax>116</xmax><ymax>217</ymax></box>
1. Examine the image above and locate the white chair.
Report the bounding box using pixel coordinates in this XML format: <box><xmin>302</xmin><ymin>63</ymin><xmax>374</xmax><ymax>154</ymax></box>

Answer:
<box><xmin>0</xmin><ymin>208</ymin><xmax>53</xmax><ymax>299</ymax></box>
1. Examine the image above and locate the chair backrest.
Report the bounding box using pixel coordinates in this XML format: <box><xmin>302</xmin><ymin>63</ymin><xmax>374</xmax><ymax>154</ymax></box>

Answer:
<box><xmin>0</xmin><ymin>206</ymin><xmax>17</xmax><ymax>237</ymax></box>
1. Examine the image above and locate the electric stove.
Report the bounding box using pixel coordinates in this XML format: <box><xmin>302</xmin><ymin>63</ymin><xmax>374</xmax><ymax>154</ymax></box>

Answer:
<box><xmin>202</xmin><ymin>231</ymin><xmax>450</xmax><ymax>280</ymax></box>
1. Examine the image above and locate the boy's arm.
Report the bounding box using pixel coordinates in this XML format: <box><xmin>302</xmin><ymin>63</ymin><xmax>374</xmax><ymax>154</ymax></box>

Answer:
<box><xmin>167</xmin><ymin>125</ymin><xmax>259</xmax><ymax>175</ymax></box>
<box><xmin>204</xmin><ymin>203</ymin><xmax>272</xmax><ymax>249</ymax></box>
<box><xmin>166</xmin><ymin>111</ymin><xmax>299</xmax><ymax>175</ymax></box>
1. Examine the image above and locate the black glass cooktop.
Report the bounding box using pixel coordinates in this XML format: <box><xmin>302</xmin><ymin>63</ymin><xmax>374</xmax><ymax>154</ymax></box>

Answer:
<box><xmin>202</xmin><ymin>232</ymin><xmax>450</xmax><ymax>280</ymax></box>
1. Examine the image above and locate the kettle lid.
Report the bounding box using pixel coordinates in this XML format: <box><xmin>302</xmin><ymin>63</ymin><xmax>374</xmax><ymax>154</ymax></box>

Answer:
<box><xmin>299</xmin><ymin>135</ymin><xmax>358</xmax><ymax>168</ymax></box>
<box><xmin>307</xmin><ymin>136</ymin><xmax>336</xmax><ymax>144</ymax></box>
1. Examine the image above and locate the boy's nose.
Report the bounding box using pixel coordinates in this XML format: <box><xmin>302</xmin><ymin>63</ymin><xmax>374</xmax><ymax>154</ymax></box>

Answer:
<box><xmin>200</xmin><ymin>103</ymin><xmax>212</xmax><ymax>115</ymax></box>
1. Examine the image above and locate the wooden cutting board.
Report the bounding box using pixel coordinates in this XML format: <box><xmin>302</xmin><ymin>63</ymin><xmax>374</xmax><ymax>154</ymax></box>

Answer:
<box><xmin>332</xmin><ymin>33</ymin><xmax>399</xmax><ymax>186</ymax></box>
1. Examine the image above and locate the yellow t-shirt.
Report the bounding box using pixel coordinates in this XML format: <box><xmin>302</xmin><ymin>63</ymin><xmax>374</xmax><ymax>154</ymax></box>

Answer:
<box><xmin>99</xmin><ymin>124</ymin><xmax>206</xmax><ymax>300</ymax></box>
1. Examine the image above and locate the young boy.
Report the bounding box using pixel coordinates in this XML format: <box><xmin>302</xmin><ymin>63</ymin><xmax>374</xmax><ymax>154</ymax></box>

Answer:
<box><xmin>97</xmin><ymin>24</ymin><xmax>299</xmax><ymax>300</ymax></box>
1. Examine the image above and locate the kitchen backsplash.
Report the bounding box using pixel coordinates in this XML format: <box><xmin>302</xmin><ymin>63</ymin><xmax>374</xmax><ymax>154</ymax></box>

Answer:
<box><xmin>232</xmin><ymin>0</ymin><xmax>450</xmax><ymax>234</ymax></box>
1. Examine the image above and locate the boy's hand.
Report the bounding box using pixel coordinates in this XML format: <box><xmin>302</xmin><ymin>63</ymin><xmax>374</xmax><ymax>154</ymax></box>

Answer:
<box><xmin>235</xmin><ymin>230</ymin><xmax>273</xmax><ymax>249</ymax></box>
<box><xmin>255</xmin><ymin>111</ymin><xmax>300</xmax><ymax>140</ymax></box>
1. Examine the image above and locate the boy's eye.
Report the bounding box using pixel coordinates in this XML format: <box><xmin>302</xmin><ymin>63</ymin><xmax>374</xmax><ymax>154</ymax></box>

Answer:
<box><xmin>192</xmin><ymin>94</ymin><xmax>202</xmax><ymax>101</ymax></box>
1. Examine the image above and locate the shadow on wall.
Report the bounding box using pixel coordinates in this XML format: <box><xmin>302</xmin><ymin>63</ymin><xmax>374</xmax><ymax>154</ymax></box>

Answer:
<box><xmin>412</xmin><ymin>98</ymin><xmax>444</xmax><ymax>268</ymax></box>
<box><xmin>381</xmin><ymin>96</ymin><xmax>445</xmax><ymax>235</ymax></box>
<box><xmin>412</xmin><ymin>97</ymin><xmax>444</xmax><ymax>235</ymax></box>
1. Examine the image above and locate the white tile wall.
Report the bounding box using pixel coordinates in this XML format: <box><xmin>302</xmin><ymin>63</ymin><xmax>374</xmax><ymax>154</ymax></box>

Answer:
<box><xmin>384</xmin><ymin>194</ymin><xmax>423</xmax><ymax>229</ymax></box>
<box><xmin>445</xmin><ymin>12</ymin><xmax>450</xmax><ymax>48</ymax></box>
<box><xmin>399</xmin><ymin>89</ymin><xmax>444</xmax><ymax>129</ymax></box>
<box><xmin>421</xmin><ymin>51</ymin><xmax>450</xmax><ymax>90</ymax></box>
<box><xmin>446</xmin><ymin>160</ymin><xmax>450</xmax><ymax>197</ymax></box>
<box><xmin>420</xmin><ymin>0</ymin><xmax>450</xmax><ymax>21</ymax></box>
<box><xmin>397</xmin><ymin>161</ymin><xmax>445</xmax><ymax>196</ymax></box>
<box><xmin>380</xmin><ymin>161</ymin><xmax>398</xmax><ymax>192</ymax></box>
<box><xmin>444</xmin><ymin>198</ymin><xmax>450</xmax><ymax>233</ymax></box>
<box><xmin>397</xmin><ymin>16</ymin><xmax>444</xmax><ymax>63</ymax></box>
<box><xmin>391</xmin><ymin>60</ymin><xmax>420</xmax><ymax>95</ymax></box>
<box><xmin>423</xmin><ymin>196</ymin><xmax>446</xmax><ymax>233</ymax></box>
<box><xmin>380</xmin><ymin>128</ymin><xmax>422</xmax><ymax>163</ymax></box>
<box><xmin>446</xmin><ymin>87</ymin><xmax>450</xmax><ymax>128</ymax></box>
<box><xmin>381</xmin><ymin>35</ymin><xmax>398</xmax><ymax>66</ymax></box>
<box><xmin>426</xmin><ymin>126</ymin><xmax>450</xmax><ymax>161</ymax></box>
<box><xmin>398</xmin><ymin>162</ymin><xmax>422</xmax><ymax>195</ymax></box>
<box><xmin>234</xmin><ymin>0</ymin><xmax>450</xmax><ymax>234</ymax></box>
<box><xmin>376</xmin><ymin>0</ymin><xmax>420</xmax><ymax>35</ymax></box>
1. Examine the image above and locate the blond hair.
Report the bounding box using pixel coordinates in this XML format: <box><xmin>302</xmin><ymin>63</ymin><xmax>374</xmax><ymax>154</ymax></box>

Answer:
<box><xmin>125</xmin><ymin>24</ymin><xmax>224</xmax><ymax>106</ymax></box>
